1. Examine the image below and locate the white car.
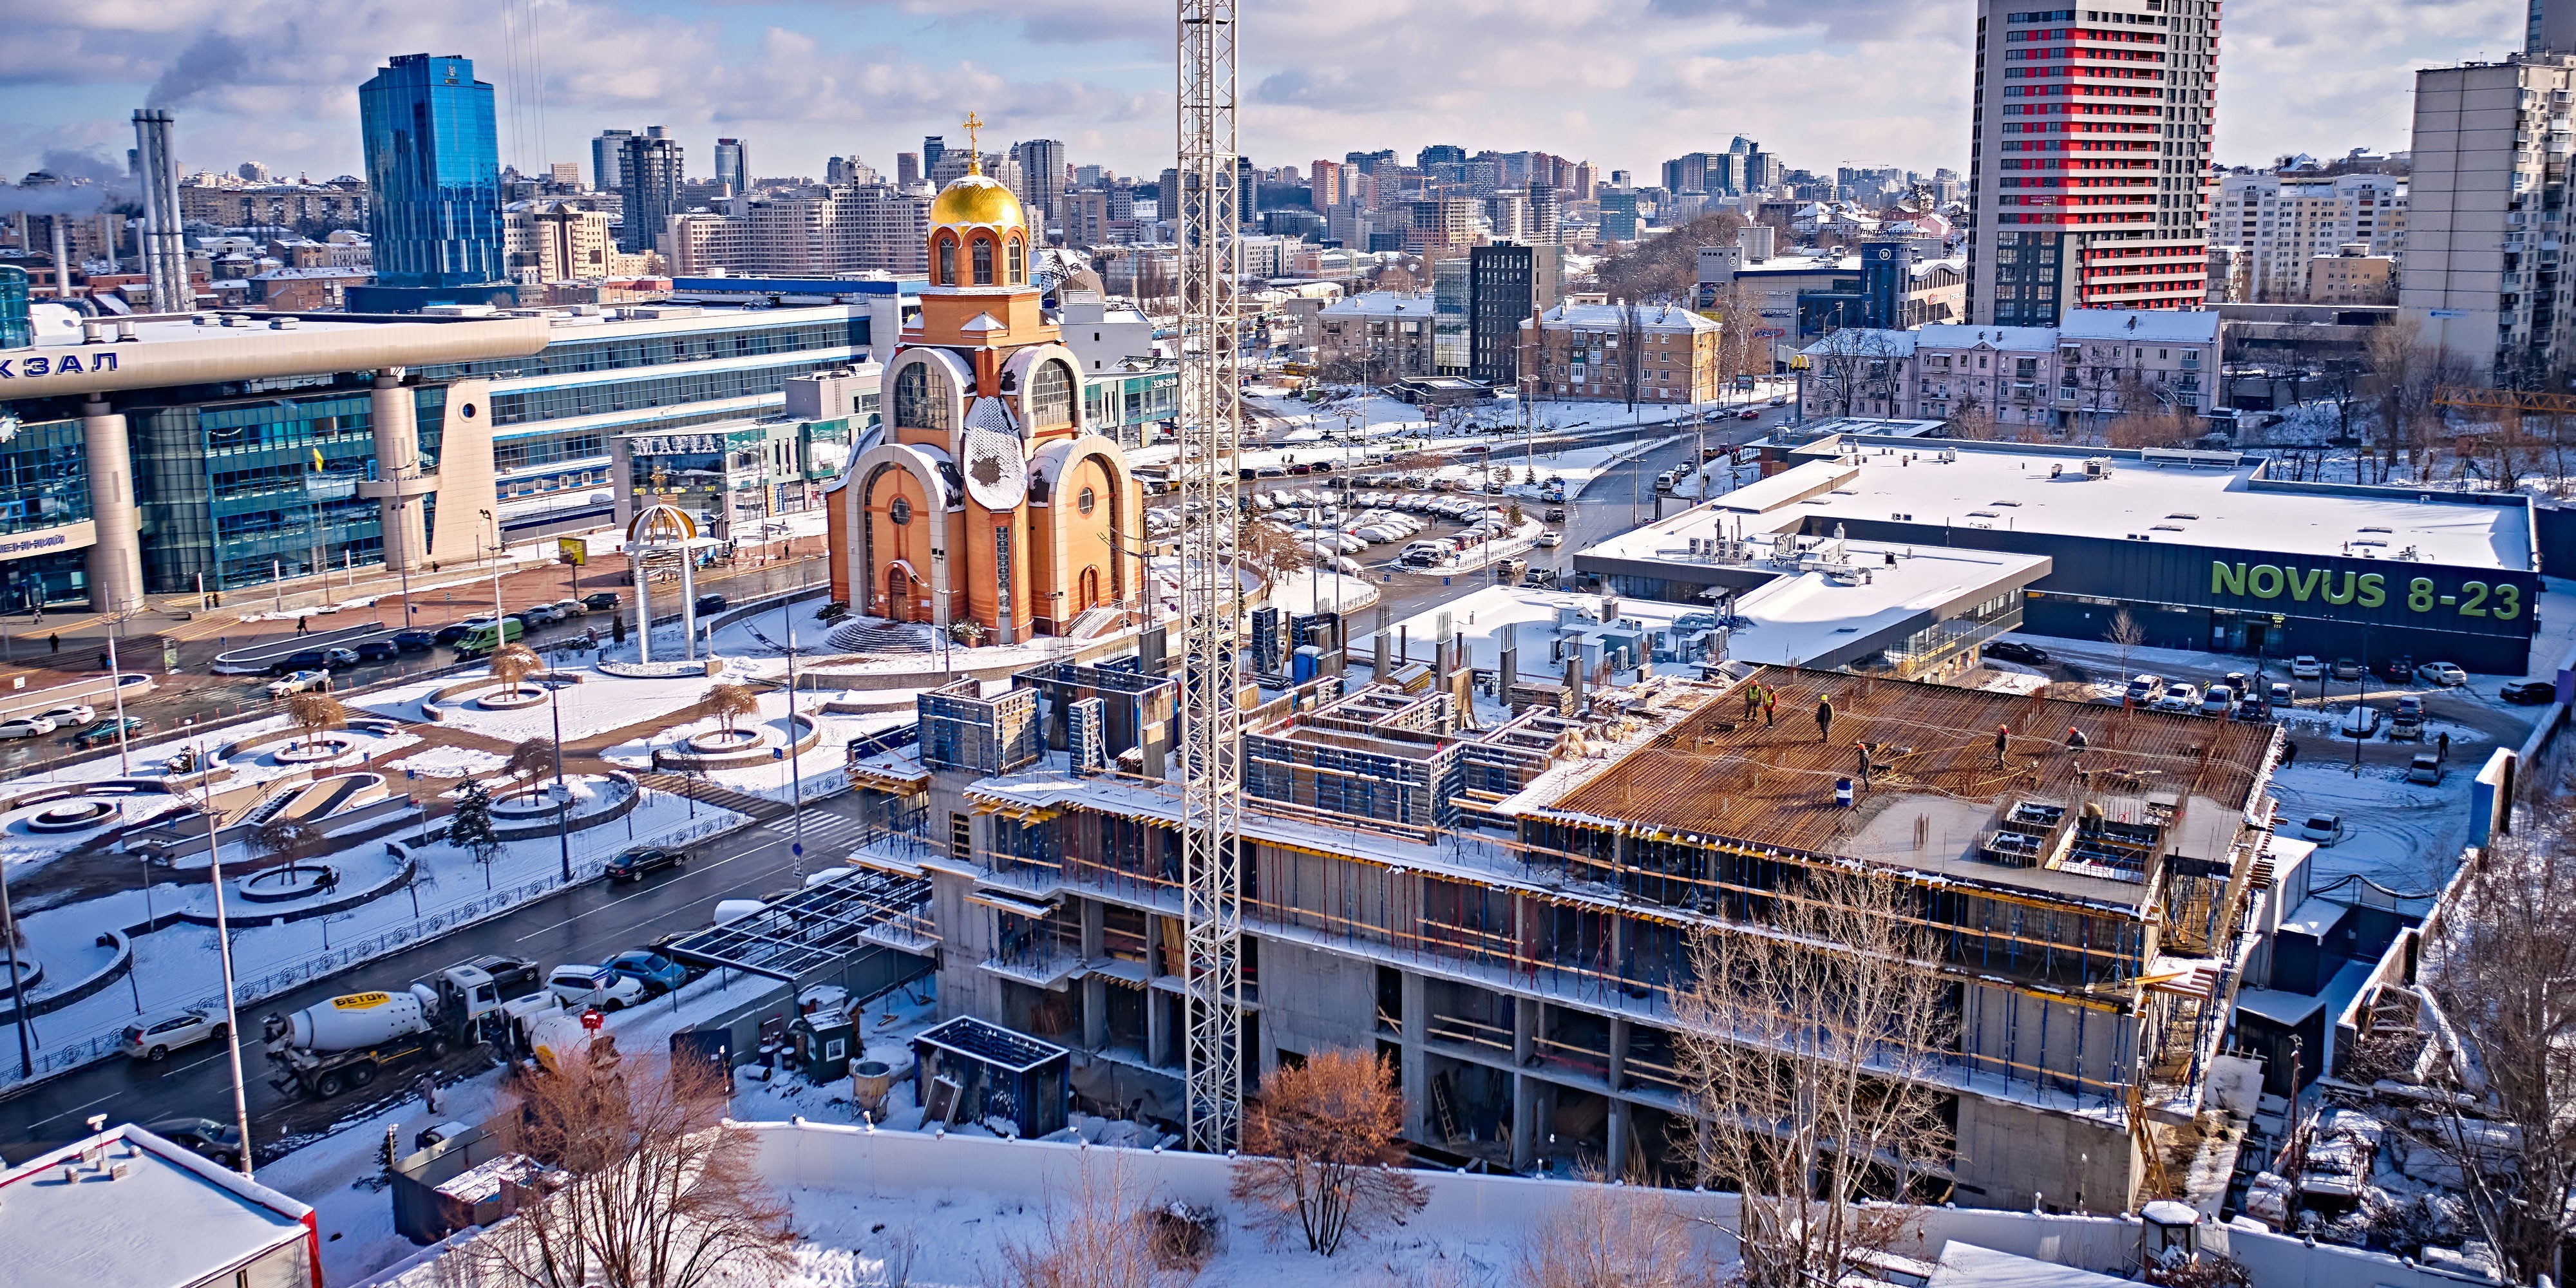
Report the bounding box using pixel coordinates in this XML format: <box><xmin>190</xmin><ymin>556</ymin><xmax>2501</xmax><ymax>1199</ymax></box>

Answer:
<box><xmin>2290</xmin><ymin>656</ymin><xmax>2324</xmax><ymax>680</ymax></box>
<box><xmin>545</xmin><ymin>965</ymin><xmax>649</xmax><ymax>1012</ymax></box>
<box><xmin>2338</xmin><ymin>705</ymin><xmax>2383</xmax><ymax>737</ymax></box>
<box><xmin>0</xmin><ymin>715</ymin><xmax>57</xmax><ymax>739</ymax></box>
<box><xmin>2416</xmin><ymin>661</ymin><xmax>2468</xmax><ymax>687</ymax></box>
<box><xmin>267</xmin><ymin>669</ymin><xmax>331</xmax><ymax>698</ymax></box>
<box><xmin>122</xmin><ymin>1009</ymin><xmax>228</xmax><ymax>1062</ymax></box>
<box><xmin>2298</xmin><ymin>813</ymin><xmax>2347</xmax><ymax>846</ymax></box>
<box><xmin>1535</xmin><ymin>532</ymin><xmax>1564</xmax><ymax>548</ymax></box>
<box><xmin>2154</xmin><ymin>683</ymin><xmax>2201</xmax><ymax>714</ymax></box>
<box><xmin>40</xmin><ymin>703</ymin><xmax>95</xmax><ymax>726</ymax></box>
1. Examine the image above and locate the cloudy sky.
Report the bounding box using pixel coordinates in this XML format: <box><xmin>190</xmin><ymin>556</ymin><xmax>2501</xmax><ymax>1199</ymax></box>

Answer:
<box><xmin>0</xmin><ymin>0</ymin><xmax>2526</xmax><ymax>189</ymax></box>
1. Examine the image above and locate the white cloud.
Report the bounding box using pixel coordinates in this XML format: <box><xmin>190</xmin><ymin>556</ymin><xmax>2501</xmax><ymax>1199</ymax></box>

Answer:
<box><xmin>0</xmin><ymin>0</ymin><xmax>2534</xmax><ymax>185</ymax></box>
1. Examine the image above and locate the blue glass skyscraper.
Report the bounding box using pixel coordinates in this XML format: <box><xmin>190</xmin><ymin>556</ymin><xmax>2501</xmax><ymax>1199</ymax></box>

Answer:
<box><xmin>359</xmin><ymin>54</ymin><xmax>503</xmax><ymax>289</ymax></box>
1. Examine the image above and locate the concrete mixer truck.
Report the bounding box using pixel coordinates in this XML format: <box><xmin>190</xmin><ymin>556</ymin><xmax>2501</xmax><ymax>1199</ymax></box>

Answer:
<box><xmin>261</xmin><ymin>963</ymin><xmax>513</xmax><ymax>1099</ymax></box>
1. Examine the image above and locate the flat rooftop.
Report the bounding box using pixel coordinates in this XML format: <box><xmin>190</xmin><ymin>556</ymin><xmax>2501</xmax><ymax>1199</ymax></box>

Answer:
<box><xmin>1526</xmin><ymin>667</ymin><xmax>2276</xmax><ymax>907</ymax></box>
<box><xmin>0</xmin><ymin>1123</ymin><xmax>313</xmax><ymax>1288</ymax></box>
<box><xmin>1727</xmin><ymin>440</ymin><xmax>2532</xmax><ymax>572</ymax></box>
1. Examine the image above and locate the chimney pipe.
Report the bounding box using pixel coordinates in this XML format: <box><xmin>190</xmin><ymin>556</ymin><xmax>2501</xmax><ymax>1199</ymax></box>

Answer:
<box><xmin>49</xmin><ymin>217</ymin><xmax>73</xmax><ymax>300</ymax></box>
<box><xmin>131</xmin><ymin>108</ymin><xmax>191</xmax><ymax>315</ymax></box>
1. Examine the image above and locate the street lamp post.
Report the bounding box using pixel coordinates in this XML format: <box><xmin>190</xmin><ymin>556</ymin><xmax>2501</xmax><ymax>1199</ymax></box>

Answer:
<box><xmin>549</xmin><ymin>676</ymin><xmax>573</xmax><ymax>882</ymax></box>
<box><xmin>196</xmin><ymin>744</ymin><xmax>256</xmax><ymax>1177</ymax></box>
<box><xmin>0</xmin><ymin>848</ymin><xmax>32</xmax><ymax>1076</ymax></box>
<box><xmin>785</xmin><ymin>608</ymin><xmax>805</xmax><ymax>880</ymax></box>
<box><xmin>481</xmin><ymin>510</ymin><xmax>504</xmax><ymax>627</ymax></box>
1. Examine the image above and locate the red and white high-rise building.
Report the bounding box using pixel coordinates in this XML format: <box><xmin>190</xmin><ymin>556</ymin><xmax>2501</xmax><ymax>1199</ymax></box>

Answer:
<box><xmin>1967</xmin><ymin>0</ymin><xmax>2221</xmax><ymax>325</ymax></box>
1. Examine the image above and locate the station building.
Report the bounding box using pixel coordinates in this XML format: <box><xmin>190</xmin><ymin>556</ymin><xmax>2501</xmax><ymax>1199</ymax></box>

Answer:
<box><xmin>1593</xmin><ymin>428</ymin><xmax>2544</xmax><ymax>675</ymax></box>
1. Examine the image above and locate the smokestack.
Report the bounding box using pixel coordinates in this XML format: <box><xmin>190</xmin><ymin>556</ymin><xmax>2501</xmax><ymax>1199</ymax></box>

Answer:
<box><xmin>48</xmin><ymin>218</ymin><xmax>73</xmax><ymax>300</ymax></box>
<box><xmin>132</xmin><ymin>108</ymin><xmax>189</xmax><ymax>315</ymax></box>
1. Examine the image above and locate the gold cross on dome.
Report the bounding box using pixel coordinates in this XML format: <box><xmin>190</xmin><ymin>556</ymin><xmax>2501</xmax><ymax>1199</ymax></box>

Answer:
<box><xmin>962</xmin><ymin>111</ymin><xmax>985</xmax><ymax>166</ymax></box>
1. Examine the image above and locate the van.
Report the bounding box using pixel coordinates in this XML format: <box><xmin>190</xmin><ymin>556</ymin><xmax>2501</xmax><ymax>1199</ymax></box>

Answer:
<box><xmin>453</xmin><ymin>617</ymin><xmax>526</xmax><ymax>658</ymax></box>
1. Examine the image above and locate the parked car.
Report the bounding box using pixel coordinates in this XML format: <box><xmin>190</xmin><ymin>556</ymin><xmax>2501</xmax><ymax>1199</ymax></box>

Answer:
<box><xmin>2123</xmin><ymin>674</ymin><xmax>2166</xmax><ymax>706</ymax></box>
<box><xmin>544</xmin><ymin>965</ymin><xmax>648</xmax><ymax>1012</ymax></box>
<box><xmin>2388</xmin><ymin>695</ymin><xmax>2426</xmax><ymax>742</ymax></box>
<box><xmin>267</xmin><ymin>670</ymin><xmax>330</xmax><ymax>698</ymax></box>
<box><xmin>518</xmin><ymin>603</ymin><xmax>565</xmax><ymax>628</ymax></box>
<box><xmin>604</xmin><ymin>845</ymin><xmax>687</xmax><ymax>884</ymax></box>
<box><xmin>147</xmin><ymin>1117</ymin><xmax>245</xmax><ymax>1169</ymax></box>
<box><xmin>551</xmin><ymin>599</ymin><xmax>586</xmax><ymax>618</ymax></box>
<box><xmin>2338</xmin><ymin>705</ymin><xmax>2382</xmax><ymax>737</ymax></box>
<box><xmin>70</xmin><ymin>716</ymin><xmax>144</xmax><ymax>748</ymax></box>
<box><xmin>603</xmin><ymin>949</ymin><xmax>690</xmax><ymax>996</ymax></box>
<box><xmin>1984</xmin><ymin>639</ymin><xmax>2051</xmax><ymax>666</ymax></box>
<box><xmin>122</xmin><ymin>1009</ymin><xmax>228</xmax><ymax>1062</ymax></box>
<box><xmin>269</xmin><ymin>649</ymin><xmax>330</xmax><ymax>676</ymax></box>
<box><xmin>1544</xmin><ymin>507</ymin><xmax>1567</xmax><ymax>523</ymax></box>
<box><xmin>2331</xmin><ymin>658</ymin><xmax>2363</xmax><ymax>682</ymax></box>
<box><xmin>694</xmin><ymin>594</ymin><xmax>728</xmax><ymax>616</ymax></box>
<box><xmin>2290</xmin><ymin>656</ymin><xmax>2324</xmax><ymax>680</ymax></box>
<box><xmin>2298</xmin><ymin>813</ymin><xmax>2347</xmax><ymax>846</ymax></box>
<box><xmin>2155</xmin><ymin>683</ymin><xmax>2201</xmax><ymax>714</ymax></box>
<box><xmin>582</xmin><ymin>591</ymin><xmax>621</xmax><ymax>612</ymax></box>
<box><xmin>461</xmin><ymin>954</ymin><xmax>545</xmax><ymax>1001</ymax></box>
<box><xmin>2416</xmin><ymin>661</ymin><xmax>2468</xmax><ymax>687</ymax></box>
<box><xmin>2502</xmin><ymin>679</ymin><xmax>2557</xmax><ymax>705</ymax></box>
<box><xmin>2268</xmin><ymin>681</ymin><xmax>2296</xmax><ymax>710</ymax></box>
<box><xmin>1737</xmin><ymin>408</ymin><xmax>1761</xmax><ymax>420</ymax></box>
<box><xmin>354</xmin><ymin>639</ymin><xmax>399</xmax><ymax>663</ymax></box>
<box><xmin>2200</xmin><ymin>685</ymin><xmax>2236</xmax><ymax>717</ymax></box>
<box><xmin>393</xmin><ymin>629</ymin><xmax>436</xmax><ymax>652</ymax></box>
<box><xmin>0</xmin><ymin>715</ymin><xmax>57</xmax><ymax>739</ymax></box>
<box><xmin>432</xmin><ymin>621</ymin><xmax>477</xmax><ymax>646</ymax></box>
<box><xmin>2234</xmin><ymin>687</ymin><xmax>2270</xmax><ymax>721</ymax></box>
<box><xmin>2407</xmin><ymin>753</ymin><xmax>2447</xmax><ymax>786</ymax></box>
<box><xmin>39</xmin><ymin>703</ymin><xmax>94</xmax><ymax>726</ymax></box>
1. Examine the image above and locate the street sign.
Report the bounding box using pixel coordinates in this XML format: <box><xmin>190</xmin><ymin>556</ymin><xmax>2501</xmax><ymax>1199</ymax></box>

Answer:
<box><xmin>791</xmin><ymin>842</ymin><xmax>804</xmax><ymax>857</ymax></box>
<box><xmin>557</xmin><ymin>536</ymin><xmax>589</xmax><ymax>566</ymax></box>
<box><xmin>581</xmin><ymin>1008</ymin><xmax>605</xmax><ymax>1032</ymax></box>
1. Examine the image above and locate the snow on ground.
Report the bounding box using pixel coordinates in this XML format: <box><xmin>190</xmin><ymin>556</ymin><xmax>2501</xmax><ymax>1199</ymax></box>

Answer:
<box><xmin>2269</xmin><ymin>759</ymin><xmax>2474</xmax><ymax>895</ymax></box>
<box><xmin>355</xmin><ymin>667</ymin><xmax>746</xmax><ymax>745</ymax></box>
<box><xmin>382</xmin><ymin>746</ymin><xmax>509</xmax><ymax>779</ymax></box>
<box><xmin>1268</xmin><ymin>569</ymin><xmax>1380</xmax><ymax>616</ymax></box>
<box><xmin>1</xmin><ymin>786</ymin><xmax>750</xmax><ymax>1091</ymax></box>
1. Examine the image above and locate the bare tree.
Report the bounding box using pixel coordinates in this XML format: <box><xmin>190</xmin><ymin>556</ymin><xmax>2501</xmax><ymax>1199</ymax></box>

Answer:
<box><xmin>249</xmin><ymin>817</ymin><xmax>317</xmax><ymax>881</ymax></box>
<box><xmin>489</xmin><ymin>643</ymin><xmax>545</xmax><ymax>698</ymax></box>
<box><xmin>696</xmin><ymin>683</ymin><xmax>761</xmax><ymax>739</ymax></box>
<box><xmin>1802</xmin><ymin>329</ymin><xmax>1902</xmax><ymax>420</ymax></box>
<box><xmin>1516</xmin><ymin>1176</ymin><xmax>1718</xmax><ymax>1288</ymax></box>
<box><xmin>285</xmin><ymin>691</ymin><xmax>346</xmax><ymax>753</ymax></box>
<box><xmin>2107</xmin><ymin>608</ymin><xmax>2145</xmax><ymax>678</ymax></box>
<box><xmin>1671</xmin><ymin>867</ymin><xmax>1952</xmax><ymax>1288</ymax></box>
<box><xmin>1231</xmin><ymin>1048</ymin><xmax>1427</xmax><ymax>1256</ymax></box>
<box><xmin>992</xmin><ymin>1157</ymin><xmax>1192</xmax><ymax>1288</ymax></box>
<box><xmin>452</xmin><ymin>1052</ymin><xmax>793</xmax><ymax>1288</ymax></box>
<box><xmin>2417</xmin><ymin>835</ymin><xmax>2576</xmax><ymax>1286</ymax></box>
<box><xmin>2365</xmin><ymin>315</ymin><xmax>2459</xmax><ymax>484</ymax></box>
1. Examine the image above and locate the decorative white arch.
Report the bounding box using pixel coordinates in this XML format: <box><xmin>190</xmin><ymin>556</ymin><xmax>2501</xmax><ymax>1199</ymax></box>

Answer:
<box><xmin>882</xmin><ymin>346</ymin><xmax>975</xmax><ymax>449</ymax></box>
<box><xmin>1000</xmin><ymin>341</ymin><xmax>1088</xmax><ymax>436</ymax></box>
<box><xmin>843</xmin><ymin>440</ymin><xmax>957</xmax><ymax>634</ymax></box>
<box><xmin>1027</xmin><ymin>432</ymin><xmax>1137</xmax><ymax>613</ymax></box>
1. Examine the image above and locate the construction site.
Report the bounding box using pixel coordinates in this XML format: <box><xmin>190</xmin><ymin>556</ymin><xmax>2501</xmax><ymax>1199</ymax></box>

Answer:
<box><xmin>843</xmin><ymin>644</ymin><xmax>2290</xmax><ymax>1210</ymax></box>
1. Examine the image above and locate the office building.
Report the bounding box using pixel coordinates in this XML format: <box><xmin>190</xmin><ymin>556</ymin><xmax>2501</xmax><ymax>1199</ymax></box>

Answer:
<box><xmin>1467</xmin><ymin>242</ymin><xmax>1563</xmax><ymax>384</ymax></box>
<box><xmin>2212</xmin><ymin>173</ymin><xmax>2405</xmax><ymax>301</ymax></box>
<box><xmin>897</xmin><ymin>152</ymin><xmax>923</xmax><ymax>189</ymax></box>
<box><xmin>618</xmin><ymin>127</ymin><xmax>685</xmax><ymax>254</ymax></box>
<box><xmin>2536</xmin><ymin>0</ymin><xmax>2576</xmax><ymax>52</ymax></box>
<box><xmin>356</xmin><ymin>54</ymin><xmax>505</xmax><ymax>294</ymax></box>
<box><xmin>1966</xmin><ymin>0</ymin><xmax>2219</xmax><ymax>325</ymax></box>
<box><xmin>714</xmin><ymin>137</ymin><xmax>750</xmax><ymax>195</ymax></box>
<box><xmin>592</xmin><ymin>129</ymin><xmax>634</xmax><ymax>195</ymax></box>
<box><xmin>1598</xmin><ymin>189</ymin><xmax>1640</xmax><ymax>241</ymax></box>
<box><xmin>1310</xmin><ymin>159</ymin><xmax>1343</xmax><ymax>210</ymax></box>
<box><xmin>1012</xmin><ymin>138</ymin><xmax>1068</xmax><ymax>224</ymax></box>
<box><xmin>1315</xmin><ymin>292</ymin><xmax>1440</xmax><ymax>379</ymax></box>
<box><xmin>923</xmin><ymin>136</ymin><xmax>947</xmax><ymax>175</ymax></box>
<box><xmin>2401</xmin><ymin>55</ymin><xmax>2576</xmax><ymax>382</ymax></box>
<box><xmin>2307</xmin><ymin>244</ymin><xmax>2397</xmax><ymax>304</ymax></box>
<box><xmin>1406</xmin><ymin>198</ymin><xmax>1479</xmax><ymax>252</ymax></box>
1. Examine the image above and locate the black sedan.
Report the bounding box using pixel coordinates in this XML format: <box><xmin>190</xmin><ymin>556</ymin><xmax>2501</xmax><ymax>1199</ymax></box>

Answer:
<box><xmin>433</xmin><ymin>622</ymin><xmax>474</xmax><ymax>646</ymax></box>
<box><xmin>582</xmin><ymin>591</ymin><xmax>621</xmax><ymax>612</ymax></box>
<box><xmin>1984</xmin><ymin>640</ymin><xmax>2052</xmax><ymax>666</ymax></box>
<box><xmin>605</xmin><ymin>845</ymin><xmax>687</xmax><ymax>883</ymax></box>
<box><xmin>394</xmin><ymin>629</ymin><xmax>437</xmax><ymax>652</ymax></box>
<box><xmin>147</xmin><ymin>1117</ymin><xmax>245</xmax><ymax>1169</ymax></box>
<box><xmin>2502</xmin><ymin>679</ymin><xmax>2558</xmax><ymax>706</ymax></box>
<box><xmin>355</xmin><ymin>639</ymin><xmax>400</xmax><ymax>663</ymax></box>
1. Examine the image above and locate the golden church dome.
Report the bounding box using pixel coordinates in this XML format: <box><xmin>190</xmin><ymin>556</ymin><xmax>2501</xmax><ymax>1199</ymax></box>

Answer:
<box><xmin>930</xmin><ymin>173</ymin><xmax>1027</xmax><ymax>236</ymax></box>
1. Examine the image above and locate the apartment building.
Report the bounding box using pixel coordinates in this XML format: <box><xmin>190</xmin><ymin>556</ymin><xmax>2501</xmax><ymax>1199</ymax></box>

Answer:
<box><xmin>842</xmin><ymin>654</ymin><xmax>2281</xmax><ymax>1210</ymax></box>
<box><xmin>659</xmin><ymin>185</ymin><xmax>931</xmax><ymax>278</ymax></box>
<box><xmin>1803</xmin><ymin>308</ymin><xmax>2219</xmax><ymax>426</ymax></box>
<box><xmin>2401</xmin><ymin>53</ymin><xmax>2576</xmax><ymax>381</ymax></box>
<box><xmin>1967</xmin><ymin>0</ymin><xmax>2221</xmax><ymax>325</ymax></box>
<box><xmin>1522</xmin><ymin>301</ymin><xmax>1723</xmax><ymax>402</ymax></box>
<box><xmin>2307</xmin><ymin>245</ymin><xmax>2398</xmax><ymax>304</ymax></box>
<box><xmin>2211</xmin><ymin>173</ymin><xmax>2405</xmax><ymax>301</ymax></box>
<box><xmin>1316</xmin><ymin>291</ymin><xmax>1439</xmax><ymax>379</ymax></box>
<box><xmin>503</xmin><ymin>202</ymin><xmax>620</xmax><ymax>283</ymax></box>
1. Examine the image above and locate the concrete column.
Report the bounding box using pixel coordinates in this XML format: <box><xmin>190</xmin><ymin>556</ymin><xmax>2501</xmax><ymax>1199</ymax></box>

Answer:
<box><xmin>1606</xmin><ymin>1097</ymin><xmax>1633</xmax><ymax>1179</ymax></box>
<box><xmin>1399</xmin><ymin>971</ymin><xmax>1428</xmax><ymax>1140</ymax></box>
<box><xmin>79</xmin><ymin>397</ymin><xmax>143</xmax><ymax>613</ymax></box>
<box><xmin>633</xmin><ymin>554</ymin><xmax>652</xmax><ymax>665</ymax></box>
<box><xmin>1511</xmin><ymin>1071</ymin><xmax>1538</xmax><ymax>1170</ymax></box>
<box><xmin>1499</xmin><ymin>645</ymin><xmax>1518</xmax><ymax>712</ymax></box>
<box><xmin>368</xmin><ymin>370</ymin><xmax>431</xmax><ymax>573</ymax></box>
<box><xmin>1372</xmin><ymin>604</ymin><xmax>1390</xmax><ymax>683</ymax></box>
<box><xmin>1080</xmin><ymin>900</ymin><xmax>1107</xmax><ymax>1050</ymax></box>
<box><xmin>679</xmin><ymin>556</ymin><xmax>698</xmax><ymax>660</ymax></box>
<box><xmin>1565</xmin><ymin>654</ymin><xmax>1584</xmax><ymax>713</ymax></box>
<box><xmin>1145</xmin><ymin>913</ymin><xmax>1172</xmax><ymax>1067</ymax></box>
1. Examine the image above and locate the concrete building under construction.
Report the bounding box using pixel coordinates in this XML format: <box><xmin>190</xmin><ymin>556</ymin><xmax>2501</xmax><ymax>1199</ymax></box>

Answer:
<box><xmin>844</xmin><ymin>645</ymin><xmax>2288</xmax><ymax>1211</ymax></box>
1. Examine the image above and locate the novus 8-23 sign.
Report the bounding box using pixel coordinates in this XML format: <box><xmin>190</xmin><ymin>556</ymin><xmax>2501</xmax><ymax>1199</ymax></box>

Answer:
<box><xmin>2211</xmin><ymin>561</ymin><xmax>2524</xmax><ymax>623</ymax></box>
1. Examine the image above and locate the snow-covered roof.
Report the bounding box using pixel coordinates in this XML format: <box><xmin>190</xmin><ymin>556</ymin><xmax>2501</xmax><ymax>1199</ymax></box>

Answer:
<box><xmin>1537</xmin><ymin>301</ymin><xmax>1721</xmax><ymax>332</ymax></box>
<box><xmin>1929</xmin><ymin>1242</ymin><xmax>2132</xmax><ymax>1288</ymax></box>
<box><xmin>1318</xmin><ymin>290</ymin><xmax>1434</xmax><ymax>318</ymax></box>
<box><xmin>0</xmin><ymin>1122</ymin><xmax>314</xmax><ymax>1288</ymax></box>
<box><xmin>1914</xmin><ymin>323</ymin><xmax>2060</xmax><ymax>353</ymax></box>
<box><xmin>1758</xmin><ymin>440</ymin><xmax>2534</xmax><ymax>572</ymax></box>
<box><xmin>1799</xmin><ymin>328</ymin><xmax>1919</xmax><ymax>357</ymax></box>
<box><xmin>2058</xmin><ymin>308</ymin><xmax>2222</xmax><ymax>344</ymax></box>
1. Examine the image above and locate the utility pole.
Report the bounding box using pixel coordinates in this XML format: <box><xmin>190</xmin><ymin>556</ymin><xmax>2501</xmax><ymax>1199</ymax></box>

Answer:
<box><xmin>197</xmin><ymin>744</ymin><xmax>256</xmax><ymax>1178</ymax></box>
<box><xmin>1178</xmin><ymin>0</ymin><xmax>1245</xmax><ymax>1154</ymax></box>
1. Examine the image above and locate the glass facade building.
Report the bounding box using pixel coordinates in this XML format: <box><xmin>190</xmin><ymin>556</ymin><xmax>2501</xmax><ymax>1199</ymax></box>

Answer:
<box><xmin>359</xmin><ymin>54</ymin><xmax>504</xmax><ymax>289</ymax></box>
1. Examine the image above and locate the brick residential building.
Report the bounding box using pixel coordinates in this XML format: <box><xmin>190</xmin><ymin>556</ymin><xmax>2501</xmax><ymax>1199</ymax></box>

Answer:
<box><xmin>1522</xmin><ymin>300</ymin><xmax>1723</xmax><ymax>402</ymax></box>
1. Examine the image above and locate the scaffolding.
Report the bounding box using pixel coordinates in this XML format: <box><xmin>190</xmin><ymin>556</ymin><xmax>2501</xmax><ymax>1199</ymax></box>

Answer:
<box><xmin>1176</xmin><ymin>0</ymin><xmax>1246</xmax><ymax>1153</ymax></box>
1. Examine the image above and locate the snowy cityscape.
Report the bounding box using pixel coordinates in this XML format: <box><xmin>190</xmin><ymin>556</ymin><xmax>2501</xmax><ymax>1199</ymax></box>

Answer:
<box><xmin>4</xmin><ymin>1</ymin><xmax>2576</xmax><ymax>1287</ymax></box>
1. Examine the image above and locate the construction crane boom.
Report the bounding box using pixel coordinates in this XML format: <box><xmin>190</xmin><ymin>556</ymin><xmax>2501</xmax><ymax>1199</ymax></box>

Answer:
<box><xmin>1176</xmin><ymin>0</ymin><xmax>1246</xmax><ymax>1153</ymax></box>
<box><xmin>2433</xmin><ymin>384</ymin><xmax>2576</xmax><ymax>415</ymax></box>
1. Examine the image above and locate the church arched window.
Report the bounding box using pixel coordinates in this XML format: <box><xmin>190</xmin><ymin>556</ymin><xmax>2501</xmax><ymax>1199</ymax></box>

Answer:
<box><xmin>1007</xmin><ymin>238</ymin><xmax>1025</xmax><ymax>285</ymax></box>
<box><xmin>1029</xmin><ymin>361</ymin><xmax>1074</xmax><ymax>429</ymax></box>
<box><xmin>972</xmin><ymin>237</ymin><xmax>994</xmax><ymax>286</ymax></box>
<box><xmin>936</xmin><ymin>236</ymin><xmax>956</xmax><ymax>286</ymax></box>
<box><xmin>893</xmin><ymin>360</ymin><xmax>952</xmax><ymax>432</ymax></box>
